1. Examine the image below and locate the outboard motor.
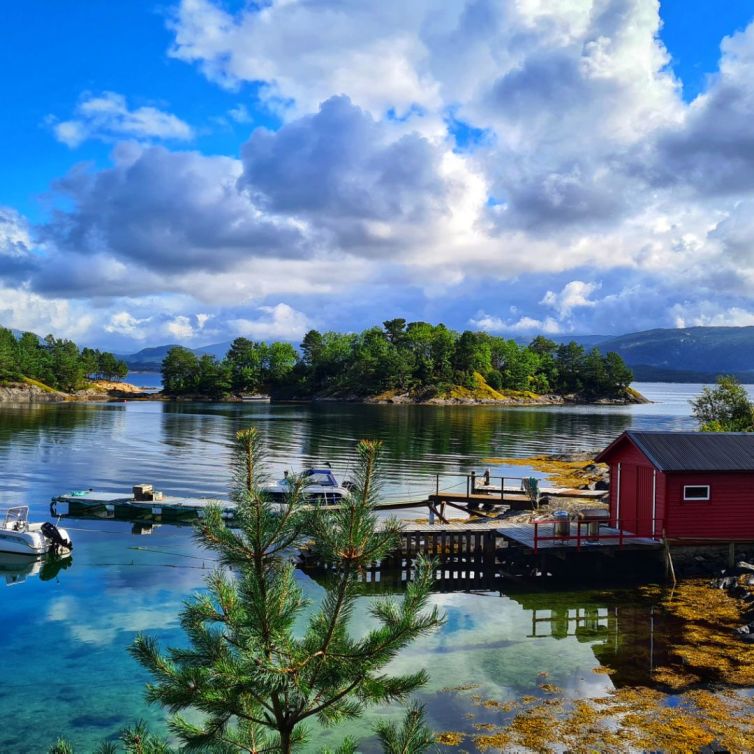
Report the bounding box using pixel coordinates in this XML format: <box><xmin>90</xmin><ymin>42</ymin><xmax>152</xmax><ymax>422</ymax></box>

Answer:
<box><xmin>41</xmin><ymin>522</ymin><xmax>73</xmax><ymax>553</ymax></box>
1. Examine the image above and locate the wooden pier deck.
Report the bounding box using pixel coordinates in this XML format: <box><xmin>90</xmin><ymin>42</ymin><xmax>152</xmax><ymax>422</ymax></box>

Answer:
<box><xmin>498</xmin><ymin>521</ymin><xmax>661</xmax><ymax>553</ymax></box>
<box><xmin>51</xmin><ymin>490</ymin><xmax>237</xmax><ymax>520</ymax></box>
<box><xmin>428</xmin><ymin>488</ymin><xmax>605</xmax><ymax>513</ymax></box>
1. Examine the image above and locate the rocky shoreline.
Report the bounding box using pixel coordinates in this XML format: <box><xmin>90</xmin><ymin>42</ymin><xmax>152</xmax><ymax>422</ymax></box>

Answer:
<box><xmin>0</xmin><ymin>382</ymin><xmax>69</xmax><ymax>403</ymax></box>
<box><xmin>709</xmin><ymin>561</ymin><xmax>754</xmax><ymax>641</ymax></box>
<box><xmin>364</xmin><ymin>393</ymin><xmax>646</xmax><ymax>406</ymax></box>
<box><xmin>0</xmin><ymin>380</ymin><xmax>153</xmax><ymax>403</ymax></box>
<box><xmin>0</xmin><ymin>385</ymin><xmax>649</xmax><ymax>406</ymax></box>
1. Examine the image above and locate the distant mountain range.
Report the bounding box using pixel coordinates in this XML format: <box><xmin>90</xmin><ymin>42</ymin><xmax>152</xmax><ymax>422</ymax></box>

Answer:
<box><xmin>592</xmin><ymin>326</ymin><xmax>754</xmax><ymax>383</ymax></box>
<box><xmin>119</xmin><ymin>342</ymin><xmax>232</xmax><ymax>371</ymax></box>
<box><xmin>117</xmin><ymin>326</ymin><xmax>754</xmax><ymax>383</ymax></box>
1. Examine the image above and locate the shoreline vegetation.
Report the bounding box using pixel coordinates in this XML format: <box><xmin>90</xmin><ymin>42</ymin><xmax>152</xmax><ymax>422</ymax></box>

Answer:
<box><xmin>160</xmin><ymin>319</ymin><xmax>645</xmax><ymax>405</ymax></box>
<box><xmin>0</xmin><ymin>325</ymin><xmax>135</xmax><ymax>402</ymax></box>
<box><xmin>0</xmin><ymin>320</ymin><xmax>648</xmax><ymax>404</ymax></box>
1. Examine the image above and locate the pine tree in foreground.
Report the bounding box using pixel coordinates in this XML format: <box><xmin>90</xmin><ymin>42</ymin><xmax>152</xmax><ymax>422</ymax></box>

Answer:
<box><xmin>126</xmin><ymin>429</ymin><xmax>440</xmax><ymax>753</ymax></box>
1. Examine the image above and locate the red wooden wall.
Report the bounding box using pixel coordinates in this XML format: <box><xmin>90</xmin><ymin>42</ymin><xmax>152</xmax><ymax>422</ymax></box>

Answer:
<box><xmin>664</xmin><ymin>472</ymin><xmax>754</xmax><ymax>539</ymax></box>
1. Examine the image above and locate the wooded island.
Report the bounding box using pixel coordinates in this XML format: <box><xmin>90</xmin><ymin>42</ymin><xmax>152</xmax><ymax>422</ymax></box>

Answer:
<box><xmin>161</xmin><ymin>319</ymin><xmax>638</xmax><ymax>403</ymax></box>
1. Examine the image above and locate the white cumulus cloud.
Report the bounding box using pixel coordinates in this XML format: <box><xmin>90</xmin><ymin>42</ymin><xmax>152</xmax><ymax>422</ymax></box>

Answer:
<box><xmin>541</xmin><ymin>281</ymin><xmax>602</xmax><ymax>318</ymax></box>
<box><xmin>51</xmin><ymin>91</ymin><xmax>194</xmax><ymax>148</ymax></box>
<box><xmin>7</xmin><ymin>1</ymin><xmax>754</xmax><ymax>346</ymax></box>
<box><xmin>469</xmin><ymin>312</ymin><xmax>562</xmax><ymax>335</ymax></box>
<box><xmin>230</xmin><ymin>304</ymin><xmax>311</xmax><ymax>341</ymax></box>
<box><xmin>104</xmin><ymin>312</ymin><xmax>153</xmax><ymax>340</ymax></box>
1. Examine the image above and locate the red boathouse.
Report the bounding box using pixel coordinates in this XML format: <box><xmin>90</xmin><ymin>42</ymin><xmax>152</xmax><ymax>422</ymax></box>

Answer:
<box><xmin>595</xmin><ymin>430</ymin><xmax>754</xmax><ymax>541</ymax></box>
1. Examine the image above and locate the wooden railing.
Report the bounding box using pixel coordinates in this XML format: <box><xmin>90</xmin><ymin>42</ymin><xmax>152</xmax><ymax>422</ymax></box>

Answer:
<box><xmin>433</xmin><ymin>471</ymin><xmax>539</xmax><ymax>504</ymax></box>
<box><xmin>531</xmin><ymin>517</ymin><xmax>664</xmax><ymax>553</ymax></box>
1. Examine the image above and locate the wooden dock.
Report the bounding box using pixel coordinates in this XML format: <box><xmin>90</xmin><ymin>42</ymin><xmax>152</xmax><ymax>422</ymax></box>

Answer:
<box><xmin>51</xmin><ymin>490</ymin><xmax>237</xmax><ymax>521</ymax></box>
<box><xmin>428</xmin><ymin>487</ymin><xmax>605</xmax><ymax>514</ymax></box>
<box><xmin>49</xmin><ymin>470</ymin><xmax>607</xmax><ymax>529</ymax></box>
<box><xmin>498</xmin><ymin>521</ymin><xmax>661</xmax><ymax>553</ymax></box>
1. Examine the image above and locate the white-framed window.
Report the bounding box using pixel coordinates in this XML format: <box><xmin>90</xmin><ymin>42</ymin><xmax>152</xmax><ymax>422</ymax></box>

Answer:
<box><xmin>683</xmin><ymin>485</ymin><xmax>710</xmax><ymax>501</ymax></box>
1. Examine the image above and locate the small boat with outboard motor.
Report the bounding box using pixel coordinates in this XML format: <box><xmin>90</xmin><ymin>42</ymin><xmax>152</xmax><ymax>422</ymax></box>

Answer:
<box><xmin>262</xmin><ymin>466</ymin><xmax>352</xmax><ymax>505</ymax></box>
<box><xmin>0</xmin><ymin>506</ymin><xmax>73</xmax><ymax>556</ymax></box>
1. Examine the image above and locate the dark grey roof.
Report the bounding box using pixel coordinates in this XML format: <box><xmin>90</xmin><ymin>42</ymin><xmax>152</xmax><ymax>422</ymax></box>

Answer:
<box><xmin>620</xmin><ymin>430</ymin><xmax>754</xmax><ymax>472</ymax></box>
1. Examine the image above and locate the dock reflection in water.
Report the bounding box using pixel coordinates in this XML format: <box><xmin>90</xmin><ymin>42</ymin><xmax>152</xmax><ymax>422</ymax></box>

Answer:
<box><xmin>304</xmin><ymin>563</ymin><xmax>665</xmax><ymax>690</ymax></box>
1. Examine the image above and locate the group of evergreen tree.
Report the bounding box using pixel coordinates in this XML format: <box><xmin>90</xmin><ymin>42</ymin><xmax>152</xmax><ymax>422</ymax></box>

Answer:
<box><xmin>0</xmin><ymin>326</ymin><xmax>127</xmax><ymax>392</ymax></box>
<box><xmin>161</xmin><ymin>339</ymin><xmax>298</xmax><ymax>398</ymax></box>
<box><xmin>161</xmin><ymin>319</ymin><xmax>633</xmax><ymax>400</ymax></box>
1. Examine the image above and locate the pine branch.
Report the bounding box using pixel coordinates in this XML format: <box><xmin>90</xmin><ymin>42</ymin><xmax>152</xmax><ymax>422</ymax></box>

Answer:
<box><xmin>374</xmin><ymin>703</ymin><xmax>435</xmax><ymax>754</ymax></box>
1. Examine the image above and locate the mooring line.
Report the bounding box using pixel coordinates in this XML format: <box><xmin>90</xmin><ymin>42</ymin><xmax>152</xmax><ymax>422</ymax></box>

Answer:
<box><xmin>127</xmin><ymin>545</ymin><xmax>220</xmax><ymax>562</ymax></box>
<box><xmin>85</xmin><ymin>561</ymin><xmax>217</xmax><ymax>570</ymax></box>
<box><xmin>50</xmin><ymin>526</ymin><xmax>122</xmax><ymax>534</ymax></box>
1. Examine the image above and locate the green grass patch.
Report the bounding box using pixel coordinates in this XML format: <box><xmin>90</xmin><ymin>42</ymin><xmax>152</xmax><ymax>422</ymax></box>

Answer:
<box><xmin>443</xmin><ymin>372</ymin><xmax>543</xmax><ymax>401</ymax></box>
<box><xmin>21</xmin><ymin>376</ymin><xmax>60</xmax><ymax>394</ymax></box>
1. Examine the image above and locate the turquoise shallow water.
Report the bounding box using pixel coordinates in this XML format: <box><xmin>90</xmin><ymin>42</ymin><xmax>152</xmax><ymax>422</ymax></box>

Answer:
<box><xmin>0</xmin><ymin>384</ymin><xmax>729</xmax><ymax>751</ymax></box>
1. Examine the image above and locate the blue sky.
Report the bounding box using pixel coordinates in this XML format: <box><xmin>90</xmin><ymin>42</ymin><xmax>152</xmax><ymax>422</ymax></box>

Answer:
<box><xmin>2</xmin><ymin>0</ymin><xmax>754</xmax><ymax>350</ymax></box>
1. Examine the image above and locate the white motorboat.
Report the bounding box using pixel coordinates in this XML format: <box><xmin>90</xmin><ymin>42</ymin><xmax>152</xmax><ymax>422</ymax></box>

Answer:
<box><xmin>263</xmin><ymin>467</ymin><xmax>351</xmax><ymax>505</ymax></box>
<box><xmin>0</xmin><ymin>506</ymin><xmax>73</xmax><ymax>556</ymax></box>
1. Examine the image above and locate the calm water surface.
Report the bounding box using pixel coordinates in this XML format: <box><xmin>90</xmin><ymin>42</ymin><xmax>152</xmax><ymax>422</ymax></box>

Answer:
<box><xmin>0</xmin><ymin>384</ymin><xmax>732</xmax><ymax>751</ymax></box>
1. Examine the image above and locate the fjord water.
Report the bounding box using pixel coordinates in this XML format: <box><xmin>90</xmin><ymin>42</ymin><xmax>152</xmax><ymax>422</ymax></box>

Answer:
<box><xmin>0</xmin><ymin>384</ymin><xmax>728</xmax><ymax>751</ymax></box>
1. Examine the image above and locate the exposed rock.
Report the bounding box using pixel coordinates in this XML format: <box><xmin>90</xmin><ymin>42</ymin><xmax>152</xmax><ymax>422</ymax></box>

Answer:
<box><xmin>0</xmin><ymin>379</ymin><xmax>154</xmax><ymax>403</ymax></box>
<box><xmin>0</xmin><ymin>382</ymin><xmax>69</xmax><ymax>403</ymax></box>
<box><xmin>72</xmin><ymin>380</ymin><xmax>152</xmax><ymax>401</ymax></box>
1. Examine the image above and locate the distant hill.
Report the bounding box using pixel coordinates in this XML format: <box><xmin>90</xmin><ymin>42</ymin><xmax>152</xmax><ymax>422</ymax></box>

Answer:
<box><xmin>118</xmin><ymin>341</ymin><xmax>231</xmax><ymax>371</ymax></box>
<box><xmin>629</xmin><ymin>364</ymin><xmax>754</xmax><ymax>383</ymax></box>
<box><xmin>595</xmin><ymin>327</ymin><xmax>754</xmax><ymax>379</ymax></box>
<box><xmin>116</xmin><ymin>344</ymin><xmax>181</xmax><ymax>371</ymax></box>
<box><xmin>193</xmin><ymin>341</ymin><xmax>232</xmax><ymax>360</ymax></box>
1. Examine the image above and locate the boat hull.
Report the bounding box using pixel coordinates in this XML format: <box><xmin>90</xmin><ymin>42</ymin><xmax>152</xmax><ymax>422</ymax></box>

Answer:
<box><xmin>265</xmin><ymin>490</ymin><xmax>347</xmax><ymax>506</ymax></box>
<box><xmin>0</xmin><ymin>531</ymin><xmax>47</xmax><ymax>556</ymax></box>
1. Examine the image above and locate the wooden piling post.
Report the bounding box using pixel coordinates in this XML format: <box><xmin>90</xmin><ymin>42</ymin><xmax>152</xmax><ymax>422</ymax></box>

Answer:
<box><xmin>663</xmin><ymin>530</ymin><xmax>676</xmax><ymax>586</ymax></box>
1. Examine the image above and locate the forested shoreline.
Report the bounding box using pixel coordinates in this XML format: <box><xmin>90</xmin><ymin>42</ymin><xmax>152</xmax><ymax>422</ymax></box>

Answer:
<box><xmin>161</xmin><ymin>319</ymin><xmax>637</xmax><ymax>403</ymax></box>
<box><xmin>0</xmin><ymin>326</ymin><xmax>128</xmax><ymax>393</ymax></box>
